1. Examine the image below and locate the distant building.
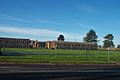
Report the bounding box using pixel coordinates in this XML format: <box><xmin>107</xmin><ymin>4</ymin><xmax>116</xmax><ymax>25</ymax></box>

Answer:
<box><xmin>45</xmin><ymin>41</ymin><xmax>97</xmax><ymax>50</ymax></box>
<box><xmin>38</xmin><ymin>42</ymin><xmax>46</xmax><ymax>48</ymax></box>
<box><xmin>45</xmin><ymin>41</ymin><xmax>57</xmax><ymax>49</ymax></box>
<box><xmin>0</xmin><ymin>37</ymin><xmax>30</xmax><ymax>48</ymax></box>
<box><xmin>0</xmin><ymin>37</ymin><xmax>46</xmax><ymax>49</ymax></box>
<box><xmin>30</xmin><ymin>40</ymin><xmax>39</xmax><ymax>48</ymax></box>
<box><xmin>0</xmin><ymin>37</ymin><xmax>97</xmax><ymax>50</ymax></box>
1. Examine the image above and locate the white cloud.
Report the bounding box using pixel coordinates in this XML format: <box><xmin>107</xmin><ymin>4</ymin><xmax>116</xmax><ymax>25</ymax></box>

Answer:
<box><xmin>74</xmin><ymin>20</ymin><xmax>95</xmax><ymax>29</ymax></box>
<box><xmin>0</xmin><ymin>13</ymin><xmax>64</xmax><ymax>25</ymax></box>
<box><xmin>30</xmin><ymin>17</ymin><xmax>64</xmax><ymax>25</ymax></box>
<box><xmin>76</xmin><ymin>3</ymin><xmax>98</xmax><ymax>13</ymax></box>
<box><xmin>0</xmin><ymin>13</ymin><xmax>31</xmax><ymax>23</ymax></box>
<box><xmin>0</xmin><ymin>25</ymin><xmax>82</xmax><ymax>41</ymax></box>
<box><xmin>1</xmin><ymin>26</ymin><xmax>60</xmax><ymax>36</ymax></box>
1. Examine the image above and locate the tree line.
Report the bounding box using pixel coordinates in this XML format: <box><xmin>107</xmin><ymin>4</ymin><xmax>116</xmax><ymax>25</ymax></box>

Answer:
<box><xmin>58</xmin><ymin>29</ymin><xmax>118</xmax><ymax>48</ymax></box>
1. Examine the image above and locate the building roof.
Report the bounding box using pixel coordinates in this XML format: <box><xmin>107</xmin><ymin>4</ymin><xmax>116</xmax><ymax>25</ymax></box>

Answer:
<box><xmin>47</xmin><ymin>41</ymin><xmax>96</xmax><ymax>45</ymax></box>
<box><xmin>0</xmin><ymin>37</ymin><xmax>30</xmax><ymax>40</ymax></box>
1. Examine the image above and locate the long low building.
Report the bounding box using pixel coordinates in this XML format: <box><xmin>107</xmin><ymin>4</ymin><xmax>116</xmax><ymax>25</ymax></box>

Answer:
<box><xmin>45</xmin><ymin>41</ymin><xmax>97</xmax><ymax>50</ymax></box>
<box><xmin>0</xmin><ymin>37</ymin><xmax>31</xmax><ymax>48</ymax></box>
<box><xmin>0</xmin><ymin>37</ymin><xmax>98</xmax><ymax>50</ymax></box>
<box><xmin>0</xmin><ymin>37</ymin><xmax>45</xmax><ymax>48</ymax></box>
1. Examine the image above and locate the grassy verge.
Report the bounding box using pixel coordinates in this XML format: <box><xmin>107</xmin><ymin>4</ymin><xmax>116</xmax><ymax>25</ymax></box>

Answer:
<box><xmin>0</xmin><ymin>48</ymin><xmax>120</xmax><ymax>64</ymax></box>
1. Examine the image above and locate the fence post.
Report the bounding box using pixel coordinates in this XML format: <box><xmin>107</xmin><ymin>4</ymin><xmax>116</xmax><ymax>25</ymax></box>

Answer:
<box><xmin>0</xmin><ymin>47</ymin><xmax>2</xmax><ymax>55</ymax></box>
<box><xmin>107</xmin><ymin>47</ymin><xmax>110</xmax><ymax>62</ymax></box>
<box><xmin>85</xmin><ymin>44</ymin><xmax>87</xmax><ymax>62</ymax></box>
<box><xmin>98</xmin><ymin>47</ymin><xmax>100</xmax><ymax>60</ymax></box>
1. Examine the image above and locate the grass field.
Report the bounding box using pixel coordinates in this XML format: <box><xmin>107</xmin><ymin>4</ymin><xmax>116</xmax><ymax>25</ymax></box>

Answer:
<box><xmin>0</xmin><ymin>48</ymin><xmax>120</xmax><ymax>64</ymax></box>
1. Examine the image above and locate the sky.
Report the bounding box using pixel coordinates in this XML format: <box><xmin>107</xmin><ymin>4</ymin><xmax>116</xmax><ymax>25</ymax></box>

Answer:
<box><xmin>0</xmin><ymin>0</ymin><xmax>120</xmax><ymax>46</ymax></box>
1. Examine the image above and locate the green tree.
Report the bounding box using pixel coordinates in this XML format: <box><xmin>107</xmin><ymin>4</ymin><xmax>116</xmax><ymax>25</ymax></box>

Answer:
<box><xmin>117</xmin><ymin>45</ymin><xmax>120</xmax><ymax>48</ymax></box>
<box><xmin>103</xmin><ymin>33</ymin><xmax>115</xmax><ymax>48</ymax></box>
<box><xmin>58</xmin><ymin>34</ymin><xmax>65</xmax><ymax>41</ymax></box>
<box><xmin>83</xmin><ymin>29</ymin><xmax>98</xmax><ymax>43</ymax></box>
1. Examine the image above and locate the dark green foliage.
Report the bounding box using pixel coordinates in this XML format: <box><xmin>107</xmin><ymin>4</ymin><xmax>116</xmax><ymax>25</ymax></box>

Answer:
<box><xmin>83</xmin><ymin>29</ymin><xmax>98</xmax><ymax>43</ymax></box>
<box><xmin>104</xmin><ymin>33</ymin><xmax>114</xmax><ymax>40</ymax></box>
<box><xmin>103</xmin><ymin>33</ymin><xmax>115</xmax><ymax>48</ymax></box>
<box><xmin>117</xmin><ymin>45</ymin><xmax>120</xmax><ymax>48</ymax></box>
<box><xmin>58</xmin><ymin>34</ymin><xmax>65</xmax><ymax>41</ymax></box>
<box><xmin>98</xmin><ymin>45</ymin><xmax>102</xmax><ymax>48</ymax></box>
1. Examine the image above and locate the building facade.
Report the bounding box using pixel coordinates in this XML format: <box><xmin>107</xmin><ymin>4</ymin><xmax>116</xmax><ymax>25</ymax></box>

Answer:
<box><xmin>45</xmin><ymin>41</ymin><xmax>97</xmax><ymax>50</ymax></box>
<box><xmin>0</xmin><ymin>37</ymin><xmax>97</xmax><ymax>50</ymax></box>
<box><xmin>30</xmin><ymin>40</ymin><xmax>39</xmax><ymax>48</ymax></box>
<box><xmin>38</xmin><ymin>42</ymin><xmax>46</xmax><ymax>48</ymax></box>
<box><xmin>45</xmin><ymin>41</ymin><xmax>57</xmax><ymax>49</ymax></box>
<box><xmin>0</xmin><ymin>37</ymin><xmax>30</xmax><ymax>48</ymax></box>
<box><xmin>0</xmin><ymin>37</ymin><xmax>45</xmax><ymax>48</ymax></box>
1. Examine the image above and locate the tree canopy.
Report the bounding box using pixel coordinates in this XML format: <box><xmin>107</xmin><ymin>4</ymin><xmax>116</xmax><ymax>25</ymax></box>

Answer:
<box><xmin>117</xmin><ymin>45</ymin><xmax>120</xmax><ymax>48</ymax></box>
<box><xmin>103</xmin><ymin>33</ymin><xmax>115</xmax><ymax>48</ymax></box>
<box><xmin>58</xmin><ymin>34</ymin><xmax>65</xmax><ymax>41</ymax></box>
<box><xmin>83</xmin><ymin>29</ymin><xmax>98</xmax><ymax>43</ymax></box>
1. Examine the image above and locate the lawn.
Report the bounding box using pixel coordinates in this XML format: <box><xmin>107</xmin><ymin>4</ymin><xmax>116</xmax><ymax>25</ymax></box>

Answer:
<box><xmin>0</xmin><ymin>48</ymin><xmax>120</xmax><ymax>64</ymax></box>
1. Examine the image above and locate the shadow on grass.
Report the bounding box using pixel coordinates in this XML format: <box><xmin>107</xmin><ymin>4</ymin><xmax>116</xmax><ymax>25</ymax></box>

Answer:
<box><xmin>2</xmin><ymin>52</ymin><xmax>26</xmax><ymax>56</ymax></box>
<box><xmin>1</xmin><ymin>50</ymin><xmax>86</xmax><ymax>56</ymax></box>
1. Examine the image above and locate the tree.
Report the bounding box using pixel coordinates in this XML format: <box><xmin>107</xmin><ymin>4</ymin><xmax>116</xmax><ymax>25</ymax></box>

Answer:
<box><xmin>117</xmin><ymin>45</ymin><xmax>120</xmax><ymax>48</ymax></box>
<box><xmin>83</xmin><ymin>29</ymin><xmax>98</xmax><ymax>43</ymax></box>
<box><xmin>58</xmin><ymin>34</ymin><xmax>65</xmax><ymax>41</ymax></box>
<box><xmin>103</xmin><ymin>33</ymin><xmax>115</xmax><ymax>48</ymax></box>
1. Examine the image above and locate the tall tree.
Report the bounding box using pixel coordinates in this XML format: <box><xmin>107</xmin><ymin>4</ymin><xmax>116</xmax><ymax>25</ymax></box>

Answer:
<box><xmin>117</xmin><ymin>45</ymin><xmax>120</xmax><ymax>48</ymax></box>
<box><xmin>58</xmin><ymin>34</ymin><xmax>65</xmax><ymax>41</ymax></box>
<box><xmin>83</xmin><ymin>29</ymin><xmax>98</xmax><ymax>43</ymax></box>
<box><xmin>103</xmin><ymin>33</ymin><xmax>115</xmax><ymax>48</ymax></box>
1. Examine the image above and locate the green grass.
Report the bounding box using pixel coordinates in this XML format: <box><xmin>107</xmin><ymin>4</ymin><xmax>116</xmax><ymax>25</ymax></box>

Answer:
<box><xmin>0</xmin><ymin>48</ymin><xmax>120</xmax><ymax>64</ymax></box>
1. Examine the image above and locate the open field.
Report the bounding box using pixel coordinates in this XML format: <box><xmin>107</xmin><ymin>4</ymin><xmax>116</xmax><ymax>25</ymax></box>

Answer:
<box><xmin>0</xmin><ymin>48</ymin><xmax>120</xmax><ymax>64</ymax></box>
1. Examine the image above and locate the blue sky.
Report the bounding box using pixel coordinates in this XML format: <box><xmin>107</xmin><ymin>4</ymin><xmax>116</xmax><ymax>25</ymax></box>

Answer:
<box><xmin>0</xmin><ymin>0</ymin><xmax>120</xmax><ymax>46</ymax></box>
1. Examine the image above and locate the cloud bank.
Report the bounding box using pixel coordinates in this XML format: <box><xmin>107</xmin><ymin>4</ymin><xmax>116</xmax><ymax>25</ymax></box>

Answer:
<box><xmin>0</xmin><ymin>25</ymin><xmax>82</xmax><ymax>41</ymax></box>
<box><xmin>0</xmin><ymin>13</ymin><xmax>64</xmax><ymax>25</ymax></box>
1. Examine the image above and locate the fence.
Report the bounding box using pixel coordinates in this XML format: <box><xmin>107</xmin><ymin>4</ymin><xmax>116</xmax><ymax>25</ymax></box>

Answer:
<box><xmin>0</xmin><ymin>48</ymin><xmax>120</xmax><ymax>64</ymax></box>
